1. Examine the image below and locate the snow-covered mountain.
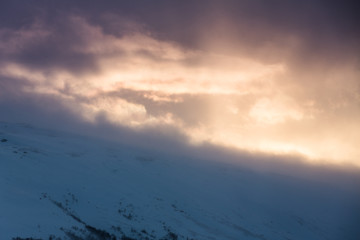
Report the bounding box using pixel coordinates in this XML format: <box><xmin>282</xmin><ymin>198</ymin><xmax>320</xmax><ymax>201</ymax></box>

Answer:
<box><xmin>1</xmin><ymin>122</ymin><xmax>359</xmax><ymax>240</ymax></box>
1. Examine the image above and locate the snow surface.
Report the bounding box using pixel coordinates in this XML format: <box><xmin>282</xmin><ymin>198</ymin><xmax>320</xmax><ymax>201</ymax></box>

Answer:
<box><xmin>1</xmin><ymin>122</ymin><xmax>359</xmax><ymax>240</ymax></box>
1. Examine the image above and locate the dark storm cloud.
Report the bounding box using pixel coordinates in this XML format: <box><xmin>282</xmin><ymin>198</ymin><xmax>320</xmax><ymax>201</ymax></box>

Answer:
<box><xmin>104</xmin><ymin>0</ymin><xmax>360</xmax><ymax>63</ymax></box>
<box><xmin>2</xmin><ymin>0</ymin><xmax>359</xmax><ymax>51</ymax></box>
<box><xmin>0</xmin><ymin>0</ymin><xmax>358</xmax><ymax>81</ymax></box>
<box><xmin>0</xmin><ymin>16</ymin><xmax>99</xmax><ymax>74</ymax></box>
<box><xmin>192</xmin><ymin>0</ymin><xmax>360</xmax><ymax>66</ymax></box>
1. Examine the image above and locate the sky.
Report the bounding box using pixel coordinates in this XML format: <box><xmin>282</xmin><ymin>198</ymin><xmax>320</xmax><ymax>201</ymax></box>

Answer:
<box><xmin>1</xmin><ymin>0</ymin><xmax>360</xmax><ymax>169</ymax></box>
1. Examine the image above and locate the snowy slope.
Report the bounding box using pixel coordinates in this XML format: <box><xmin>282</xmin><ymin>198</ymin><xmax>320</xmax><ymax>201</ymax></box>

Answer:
<box><xmin>1</xmin><ymin>122</ymin><xmax>359</xmax><ymax>240</ymax></box>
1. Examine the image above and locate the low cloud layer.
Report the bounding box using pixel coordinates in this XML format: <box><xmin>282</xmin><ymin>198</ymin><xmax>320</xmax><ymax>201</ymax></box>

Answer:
<box><xmin>1</xmin><ymin>1</ymin><xmax>360</xmax><ymax>168</ymax></box>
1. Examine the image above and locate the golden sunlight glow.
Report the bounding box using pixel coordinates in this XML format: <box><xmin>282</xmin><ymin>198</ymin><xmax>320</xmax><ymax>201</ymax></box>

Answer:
<box><xmin>94</xmin><ymin>53</ymin><xmax>284</xmax><ymax>95</ymax></box>
<box><xmin>249</xmin><ymin>97</ymin><xmax>304</xmax><ymax>124</ymax></box>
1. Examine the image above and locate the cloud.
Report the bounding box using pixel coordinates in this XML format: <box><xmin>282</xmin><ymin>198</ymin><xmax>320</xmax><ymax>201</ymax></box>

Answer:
<box><xmin>0</xmin><ymin>2</ymin><xmax>359</xmax><ymax>168</ymax></box>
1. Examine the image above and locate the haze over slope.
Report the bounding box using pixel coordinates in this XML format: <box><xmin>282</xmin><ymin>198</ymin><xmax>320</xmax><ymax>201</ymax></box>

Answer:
<box><xmin>1</xmin><ymin>122</ymin><xmax>359</xmax><ymax>240</ymax></box>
